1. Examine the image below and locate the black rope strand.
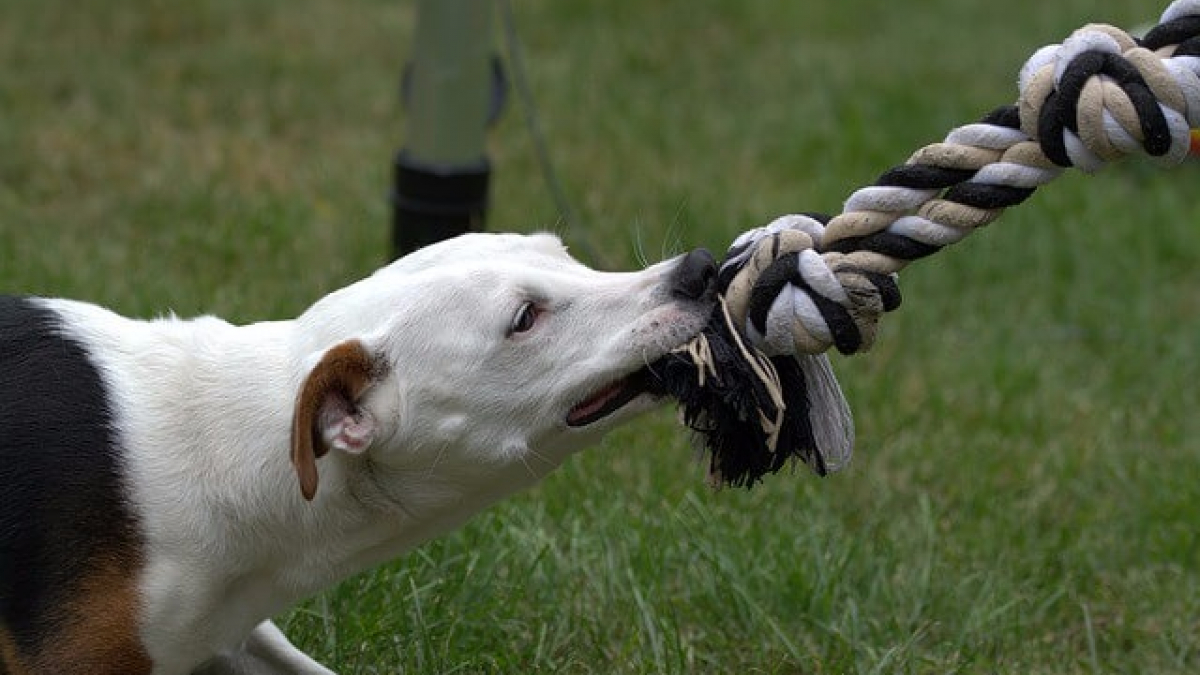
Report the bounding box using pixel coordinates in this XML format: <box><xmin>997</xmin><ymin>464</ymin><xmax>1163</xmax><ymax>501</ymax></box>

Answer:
<box><xmin>1141</xmin><ymin>14</ymin><xmax>1200</xmax><ymax>50</ymax></box>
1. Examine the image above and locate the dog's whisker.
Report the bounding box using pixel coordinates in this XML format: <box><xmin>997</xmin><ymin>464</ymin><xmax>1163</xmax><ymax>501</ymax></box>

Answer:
<box><xmin>632</xmin><ymin>223</ymin><xmax>651</xmax><ymax>269</ymax></box>
<box><xmin>422</xmin><ymin>441</ymin><xmax>452</xmax><ymax>481</ymax></box>
<box><xmin>524</xmin><ymin>447</ymin><xmax>556</xmax><ymax>469</ymax></box>
<box><xmin>661</xmin><ymin>204</ymin><xmax>688</xmax><ymax>261</ymax></box>
<box><xmin>639</xmin><ymin>345</ymin><xmax>656</xmax><ymax>370</ymax></box>
<box><xmin>516</xmin><ymin>454</ymin><xmax>539</xmax><ymax>480</ymax></box>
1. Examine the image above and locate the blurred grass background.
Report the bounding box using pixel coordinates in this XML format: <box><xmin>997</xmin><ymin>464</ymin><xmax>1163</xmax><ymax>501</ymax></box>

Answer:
<box><xmin>2</xmin><ymin>1</ymin><xmax>1198</xmax><ymax>673</ymax></box>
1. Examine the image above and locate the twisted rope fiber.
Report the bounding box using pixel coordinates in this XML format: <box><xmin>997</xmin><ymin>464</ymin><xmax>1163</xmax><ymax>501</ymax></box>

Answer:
<box><xmin>658</xmin><ymin>0</ymin><xmax>1200</xmax><ymax>487</ymax></box>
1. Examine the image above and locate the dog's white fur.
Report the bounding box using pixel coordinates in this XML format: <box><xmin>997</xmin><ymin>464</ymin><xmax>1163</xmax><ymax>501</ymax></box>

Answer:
<box><xmin>28</xmin><ymin>232</ymin><xmax>712</xmax><ymax>674</ymax></box>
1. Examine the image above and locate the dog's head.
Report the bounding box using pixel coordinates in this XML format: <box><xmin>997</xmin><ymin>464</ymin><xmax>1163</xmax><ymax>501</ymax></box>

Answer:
<box><xmin>288</xmin><ymin>233</ymin><xmax>716</xmax><ymax>502</ymax></box>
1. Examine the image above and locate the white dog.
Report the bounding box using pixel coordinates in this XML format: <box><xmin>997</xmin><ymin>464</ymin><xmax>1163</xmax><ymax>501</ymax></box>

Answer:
<box><xmin>0</xmin><ymin>232</ymin><xmax>718</xmax><ymax>675</ymax></box>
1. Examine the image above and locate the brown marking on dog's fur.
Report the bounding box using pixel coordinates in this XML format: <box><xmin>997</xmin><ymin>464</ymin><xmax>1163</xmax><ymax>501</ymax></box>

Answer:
<box><xmin>0</xmin><ymin>623</ymin><xmax>31</xmax><ymax>675</ymax></box>
<box><xmin>291</xmin><ymin>339</ymin><xmax>382</xmax><ymax>501</ymax></box>
<box><xmin>20</xmin><ymin>556</ymin><xmax>151</xmax><ymax>675</ymax></box>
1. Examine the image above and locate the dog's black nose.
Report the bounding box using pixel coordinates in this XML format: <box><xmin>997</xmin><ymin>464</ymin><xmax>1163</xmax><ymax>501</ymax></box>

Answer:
<box><xmin>671</xmin><ymin>248</ymin><xmax>718</xmax><ymax>301</ymax></box>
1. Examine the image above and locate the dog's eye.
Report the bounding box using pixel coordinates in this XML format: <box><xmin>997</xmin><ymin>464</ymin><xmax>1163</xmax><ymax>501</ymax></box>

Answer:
<box><xmin>509</xmin><ymin>302</ymin><xmax>540</xmax><ymax>335</ymax></box>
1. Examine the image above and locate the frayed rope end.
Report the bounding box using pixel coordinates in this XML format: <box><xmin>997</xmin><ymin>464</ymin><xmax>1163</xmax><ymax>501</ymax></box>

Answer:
<box><xmin>649</xmin><ymin>297</ymin><xmax>854</xmax><ymax>488</ymax></box>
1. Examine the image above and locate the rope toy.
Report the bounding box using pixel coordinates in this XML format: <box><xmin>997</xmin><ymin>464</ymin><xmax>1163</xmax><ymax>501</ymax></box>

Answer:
<box><xmin>653</xmin><ymin>0</ymin><xmax>1200</xmax><ymax>487</ymax></box>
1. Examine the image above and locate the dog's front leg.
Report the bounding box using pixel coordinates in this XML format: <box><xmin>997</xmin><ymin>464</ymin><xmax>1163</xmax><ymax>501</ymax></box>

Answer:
<box><xmin>191</xmin><ymin>620</ymin><xmax>336</xmax><ymax>675</ymax></box>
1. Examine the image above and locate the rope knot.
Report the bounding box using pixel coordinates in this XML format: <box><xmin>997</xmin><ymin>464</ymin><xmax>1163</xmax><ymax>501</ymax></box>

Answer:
<box><xmin>719</xmin><ymin>214</ymin><xmax>901</xmax><ymax>357</ymax></box>
<box><xmin>1017</xmin><ymin>3</ymin><xmax>1200</xmax><ymax>171</ymax></box>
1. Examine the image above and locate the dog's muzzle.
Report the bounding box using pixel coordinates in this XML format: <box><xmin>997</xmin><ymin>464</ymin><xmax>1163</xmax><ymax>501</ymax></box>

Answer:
<box><xmin>564</xmin><ymin>249</ymin><xmax>718</xmax><ymax>429</ymax></box>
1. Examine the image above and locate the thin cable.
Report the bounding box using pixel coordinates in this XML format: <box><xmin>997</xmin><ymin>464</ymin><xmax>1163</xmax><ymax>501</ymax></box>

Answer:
<box><xmin>496</xmin><ymin>0</ymin><xmax>607</xmax><ymax>266</ymax></box>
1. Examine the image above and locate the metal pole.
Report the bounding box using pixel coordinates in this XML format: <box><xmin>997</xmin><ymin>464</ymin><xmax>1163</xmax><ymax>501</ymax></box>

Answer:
<box><xmin>392</xmin><ymin>0</ymin><xmax>499</xmax><ymax>258</ymax></box>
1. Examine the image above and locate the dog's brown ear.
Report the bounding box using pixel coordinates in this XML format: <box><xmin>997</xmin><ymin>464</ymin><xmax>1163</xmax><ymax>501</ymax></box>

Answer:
<box><xmin>290</xmin><ymin>339</ymin><xmax>386</xmax><ymax>501</ymax></box>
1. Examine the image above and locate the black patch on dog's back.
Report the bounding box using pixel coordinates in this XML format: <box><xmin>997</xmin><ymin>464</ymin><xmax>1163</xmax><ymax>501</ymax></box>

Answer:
<box><xmin>0</xmin><ymin>296</ymin><xmax>142</xmax><ymax>658</ymax></box>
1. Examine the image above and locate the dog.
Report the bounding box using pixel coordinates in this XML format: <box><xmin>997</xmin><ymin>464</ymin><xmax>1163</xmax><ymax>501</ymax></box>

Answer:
<box><xmin>0</xmin><ymin>232</ymin><xmax>718</xmax><ymax>675</ymax></box>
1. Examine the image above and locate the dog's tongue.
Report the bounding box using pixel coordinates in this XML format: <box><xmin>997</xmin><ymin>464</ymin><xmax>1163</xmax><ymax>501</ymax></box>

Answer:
<box><xmin>566</xmin><ymin>379</ymin><xmax>632</xmax><ymax>427</ymax></box>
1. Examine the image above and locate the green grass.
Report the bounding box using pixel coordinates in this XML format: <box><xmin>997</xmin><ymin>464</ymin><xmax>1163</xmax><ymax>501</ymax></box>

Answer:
<box><xmin>3</xmin><ymin>0</ymin><xmax>1199</xmax><ymax>673</ymax></box>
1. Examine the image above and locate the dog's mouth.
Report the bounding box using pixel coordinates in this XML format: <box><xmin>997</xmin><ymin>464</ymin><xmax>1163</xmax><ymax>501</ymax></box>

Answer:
<box><xmin>565</xmin><ymin>368</ymin><xmax>664</xmax><ymax>428</ymax></box>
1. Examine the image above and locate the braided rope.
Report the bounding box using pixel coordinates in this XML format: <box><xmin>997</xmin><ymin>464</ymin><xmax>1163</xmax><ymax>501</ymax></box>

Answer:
<box><xmin>720</xmin><ymin>0</ymin><xmax>1200</xmax><ymax>359</ymax></box>
<box><xmin>662</xmin><ymin>0</ymin><xmax>1200</xmax><ymax>487</ymax></box>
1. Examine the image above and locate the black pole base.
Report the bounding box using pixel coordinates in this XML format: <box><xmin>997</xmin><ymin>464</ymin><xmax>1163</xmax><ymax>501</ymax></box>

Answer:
<box><xmin>391</xmin><ymin>151</ymin><xmax>491</xmax><ymax>259</ymax></box>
